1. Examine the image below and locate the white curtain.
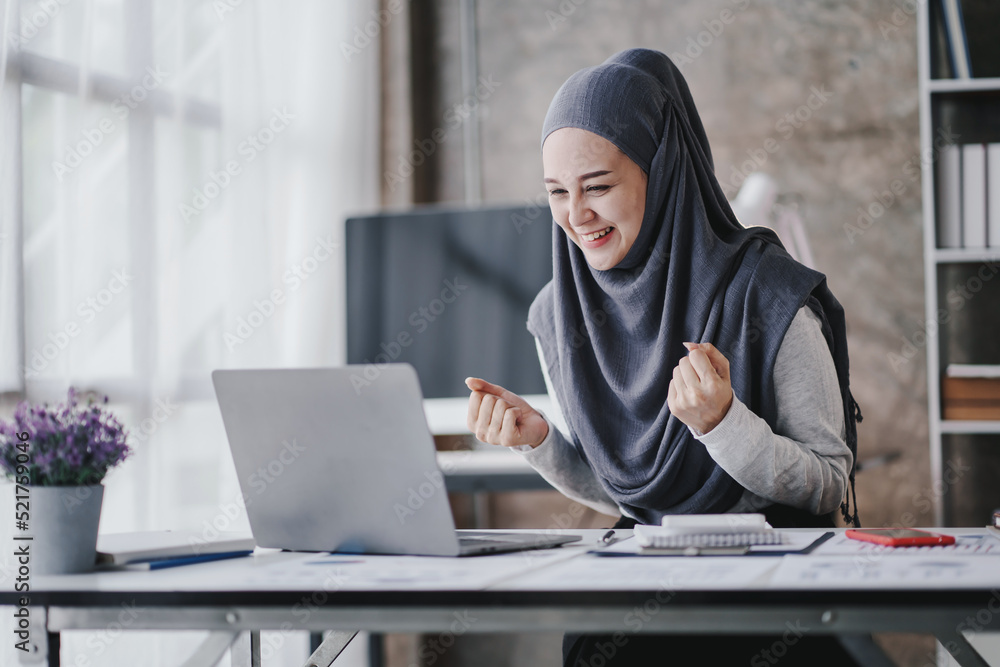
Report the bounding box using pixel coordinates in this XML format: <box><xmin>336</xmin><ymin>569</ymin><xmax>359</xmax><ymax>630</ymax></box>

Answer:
<box><xmin>5</xmin><ymin>0</ymin><xmax>379</xmax><ymax>513</ymax></box>
<box><xmin>0</xmin><ymin>0</ymin><xmax>22</xmax><ymax>394</ymax></box>
<box><xmin>2</xmin><ymin>1</ymin><xmax>378</xmax><ymax>664</ymax></box>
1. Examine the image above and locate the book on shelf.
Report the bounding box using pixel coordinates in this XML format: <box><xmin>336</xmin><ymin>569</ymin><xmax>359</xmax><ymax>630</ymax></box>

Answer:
<box><xmin>962</xmin><ymin>143</ymin><xmax>986</xmax><ymax>249</ymax></box>
<box><xmin>943</xmin><ymin>404</ymin><xmax>1000</xmax><ymax>420</ymax></box>
<box><xmin>942</xmin><ymin>364</ymin><xmax>1000</xmax><ymax>421</ymax></box>
<box><xmin>935</xmin><ymin>0</ymin><xmax>1000</xmax><ymax>80</ymax></box>
<box><xmin>929</xmin><ymin>0</ymin><xmax>953</xmax><ymax>80</ymax></box>
<box><xmin>936</xmin><ymin>142</ymin><xmax>1000</xmax><ymax>249</ymax></box>
<box><xmin>95</xmin><ymin>530</ymin><xmax>256</xmax><ymax>566</ymax></box>
<box><xmin>989</xmin><ymin>143</ymin><xmax>1000</xmax><ymax>248</ymax></box>
<box><xmin>940</xmin><ymin>0</ymin><xmax>971</xmax><ymax>79</ymax></box>
<box><xmin>936</xmin><ymin>143</ymin><xmax>962</xmax><ymax>248</ymax></box>
<box><xmin>958</xmin><ymin>0</ymin><xmax>1000</xmax><ymax>79</ymax></box>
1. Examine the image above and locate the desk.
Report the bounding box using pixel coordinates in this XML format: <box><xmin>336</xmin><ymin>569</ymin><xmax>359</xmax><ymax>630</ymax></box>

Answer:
<box><xmin>3</xmin><ymin>528</ymin><xmax>1000</xmax><ymax>667</ymax></box>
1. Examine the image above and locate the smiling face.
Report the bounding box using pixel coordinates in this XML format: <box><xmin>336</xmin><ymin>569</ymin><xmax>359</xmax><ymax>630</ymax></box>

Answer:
<box><xmin>542</xmin><ymin>127</ymin><xmax>648</xmax><ymax>271</ymax></box>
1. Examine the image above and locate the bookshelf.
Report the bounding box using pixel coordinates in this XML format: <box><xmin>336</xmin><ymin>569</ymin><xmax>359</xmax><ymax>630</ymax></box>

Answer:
<box><xmin>918</xmin><ymin>3</ymin><xmax>1000</xmax><ymax>525</ymax></box>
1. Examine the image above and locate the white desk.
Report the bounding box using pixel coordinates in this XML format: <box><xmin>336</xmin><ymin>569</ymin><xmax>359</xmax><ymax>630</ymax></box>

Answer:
<box><xmin>4</xmin><ymin>528</ymin><xmax>1000</xmax><ymax>667</ymax></box>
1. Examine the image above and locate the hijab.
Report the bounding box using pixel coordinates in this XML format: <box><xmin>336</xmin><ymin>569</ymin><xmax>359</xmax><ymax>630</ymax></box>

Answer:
<box><xmin>527</xmin><ymin>48</ymin><xmax>861</xmax><ymax>526</ymax></box>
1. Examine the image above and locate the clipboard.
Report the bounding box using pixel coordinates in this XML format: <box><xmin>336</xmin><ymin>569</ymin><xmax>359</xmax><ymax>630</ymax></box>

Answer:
<box><xmin>590</xmin><ymin>531</ymin><xmax>834</xmax><ymax>557</ymax></box>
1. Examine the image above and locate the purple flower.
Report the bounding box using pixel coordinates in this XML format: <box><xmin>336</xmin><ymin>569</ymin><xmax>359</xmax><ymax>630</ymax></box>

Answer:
<box><xmin>0</xmin><ymin>388</ymin><xmax>133</xmax><ymax>486</ymax></box>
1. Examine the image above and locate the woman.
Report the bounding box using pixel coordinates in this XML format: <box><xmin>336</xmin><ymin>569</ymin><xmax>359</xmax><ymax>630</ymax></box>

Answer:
<box><xmin>466</xmin><ymin>48</ymin><xmax>862</xmax><ymax>664</ymax></box>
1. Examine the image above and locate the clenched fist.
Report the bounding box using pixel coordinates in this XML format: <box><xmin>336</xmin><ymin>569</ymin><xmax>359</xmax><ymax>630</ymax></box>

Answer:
<box><xmin>667</xmin><ymin>342</ymin><xmax>734</xmax><ymax>436</ymax></box>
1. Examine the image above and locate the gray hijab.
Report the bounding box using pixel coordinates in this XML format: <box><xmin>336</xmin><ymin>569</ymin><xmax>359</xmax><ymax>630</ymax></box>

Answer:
<box><xmin>527</xmin><ymin>49</ymin><xmax>860</xmax><ymax>526</ymax></box>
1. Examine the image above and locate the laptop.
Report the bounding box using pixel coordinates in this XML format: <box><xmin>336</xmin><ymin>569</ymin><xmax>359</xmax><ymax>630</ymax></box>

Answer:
<box><xmin>211</xmin><ymin>365</ymin><xmax>581</xmax><ymax>557</ymax></box>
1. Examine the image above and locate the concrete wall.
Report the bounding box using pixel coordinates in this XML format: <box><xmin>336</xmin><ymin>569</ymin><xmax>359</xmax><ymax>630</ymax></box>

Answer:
<box><xmin>421</xmin><ymin>0</ymin><xmax>937</xmax><ymax>532</ymax></box>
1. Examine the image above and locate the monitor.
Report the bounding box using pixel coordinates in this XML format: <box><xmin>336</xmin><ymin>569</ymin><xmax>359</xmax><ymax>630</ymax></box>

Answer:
<box><xmin>345</xmin><ymin>204</ymin><xmax>554</xmax><ymax>400</ymax></box>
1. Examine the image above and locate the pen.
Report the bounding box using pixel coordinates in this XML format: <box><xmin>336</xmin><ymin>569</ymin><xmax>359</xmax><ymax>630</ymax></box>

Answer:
<box><xmin>601</xmin><ymin>530</ymin><xmax>617</xmax><ymax>546</ymax></box>
<box><xmin>125</xmin><ymin>550</ymin><xmax>254</xmax><ymax>571</ymax></box>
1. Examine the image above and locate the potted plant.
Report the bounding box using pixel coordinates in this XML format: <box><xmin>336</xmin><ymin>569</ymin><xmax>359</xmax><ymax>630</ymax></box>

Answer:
<box><xmin>1</xmin><ymin>388</ymin><xmax>132</xmax><ymax>574</ymax></box>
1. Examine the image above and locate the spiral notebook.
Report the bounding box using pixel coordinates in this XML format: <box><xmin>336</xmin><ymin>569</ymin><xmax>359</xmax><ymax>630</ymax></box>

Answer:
<box><xmin>632</xmin><ymin>514</ymin><xmax>778</xmax><ymax>555</ymax></box>
<box><xmin>636</xmin><ymin>531</ymin><xmax>784</xmax><ymax>550</ymax></box>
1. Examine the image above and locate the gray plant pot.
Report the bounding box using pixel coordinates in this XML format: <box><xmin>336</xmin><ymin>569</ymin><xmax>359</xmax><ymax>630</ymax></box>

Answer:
<box><xmin>28</xmin><ymin>485</ymin><xmax>104</xmax><ymax>575</ymax></box>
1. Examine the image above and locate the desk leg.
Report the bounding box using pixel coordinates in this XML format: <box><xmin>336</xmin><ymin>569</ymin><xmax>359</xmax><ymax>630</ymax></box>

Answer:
<box><xmin>230</xmin><ymin>631</ymin><xmax>261</xmax><ymax>667</ymax></box>
<box><xmin>368</xmin><ymin>633</ymin><xmax>384</xmax><ymax>667</ymax></box>
<box><xmin>302</xmin><ymin>631</ymin><xmax>358</xmax><ymax>667</ymax></box>
<box><xmin>837</xmin><ymin>634</ymin><xmax>895</xmax><ymax>667</ymax></box>
<box><xmin>46</xmin><ymin>631</ymin><xmax>59</xmax><ymax>667</ymax></box>
<box><xmin>937</xmin><ymin>631</ymin><xmax>992</xmax><ymax>667</ymax></box>
<box><xmin>180</xmin><ymin>632</ymin><xmax>242</xmax><ymax>667</ymax></box>
<box><xmin>16</xmin><ymin>607</ymin><xmax>54</xmax><ymax>666</ymax></box>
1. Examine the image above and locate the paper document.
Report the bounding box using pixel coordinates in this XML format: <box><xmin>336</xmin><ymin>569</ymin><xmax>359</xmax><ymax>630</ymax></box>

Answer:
<box><xmin>493</xmin><ymin>550</ymin><xmax>778</xmax><ymax>590</ymax></box>
<box><xmin>770</xmin><ymin>554</ymin><xmax>1000</xmax><ymax>589</ymax></box>
<box><xmin>209</xmin><ymin>546</ymin><xmax>584</xmax><ymax>591</ymax></box>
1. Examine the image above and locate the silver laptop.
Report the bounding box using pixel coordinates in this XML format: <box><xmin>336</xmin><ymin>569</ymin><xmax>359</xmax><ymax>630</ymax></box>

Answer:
<box><xmin>211</xmin><ymin>365</ymin><xmax>581</xmax><ymax>557</ymax></box>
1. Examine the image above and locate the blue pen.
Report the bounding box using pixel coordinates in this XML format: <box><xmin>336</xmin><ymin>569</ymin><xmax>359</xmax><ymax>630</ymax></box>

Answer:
<box><xmin>134</xmin><ymin>550</ymin><xmax>253</xmax><ymax>570</ymax></box>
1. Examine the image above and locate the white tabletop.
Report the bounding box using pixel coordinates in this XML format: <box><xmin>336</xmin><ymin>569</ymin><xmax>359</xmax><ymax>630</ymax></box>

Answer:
<box><xmin>29</xmin><ymin>528</ymin><xmax>1000</xmax><ymax>594</ymax></box>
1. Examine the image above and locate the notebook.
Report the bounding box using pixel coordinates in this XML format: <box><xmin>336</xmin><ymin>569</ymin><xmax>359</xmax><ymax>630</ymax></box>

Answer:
<box><xmin>633</xmin><ymin>513</ymin><xmax>779</xmax><ymax>554</ymax></box>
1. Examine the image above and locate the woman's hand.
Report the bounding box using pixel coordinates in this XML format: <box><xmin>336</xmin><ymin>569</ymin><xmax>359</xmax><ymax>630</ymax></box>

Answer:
<box><xmin>667</xmin><ymin>342</ymin><xmax>734</xmax><ymax>436</ymax></box>
<box><xmin>465</xmin><ymin>377</ymin><xmax>549</xmax><ymax>448</ymax></box>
